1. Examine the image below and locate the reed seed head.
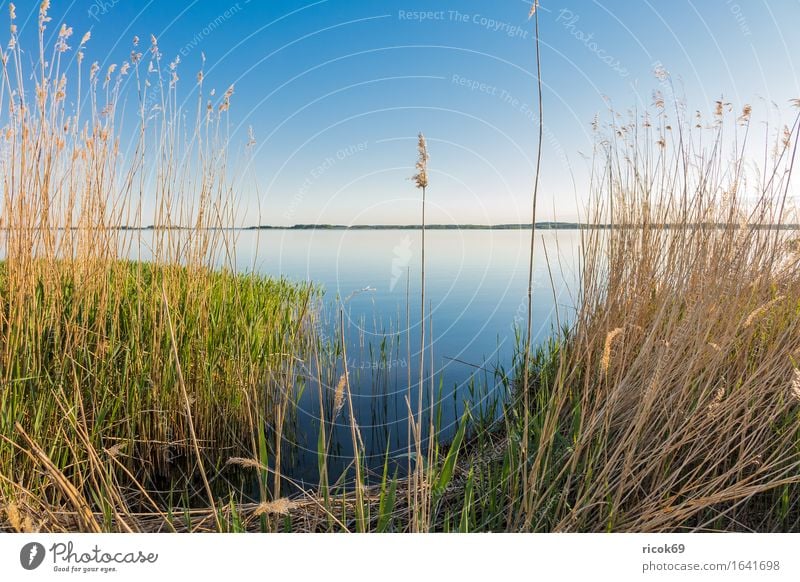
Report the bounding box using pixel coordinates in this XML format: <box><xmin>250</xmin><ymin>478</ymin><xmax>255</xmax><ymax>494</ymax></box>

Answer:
<box><xmin>4</xmin><ymin>502</ymin><xmax>22</xmax><ymax>531</ymax></box>
<box><xmin>601</xmin><ymin>327</ymin><xmax>624</xmax><ymax>373</ymax></box>
<box><xmin>225</xmin><ymin>457</ymin><xmax>262</xmax><ymax>470</ymax></box>
<box><xmin>254</xmin><ymin>498</ymin><xmax>295</xmax><ymax>517</ymax></box>
<box><xmin>412</xmin><ymin>132</ymin><xmax>429</xmax><ymax>189</ymax></box>
<box><xmin>743</xmin><ymin>295</ymin><xmax>785</xmax><ymax>328</ymax></box>
<box><xmin>707</xmin><ymin>386</ymin><xmax>725</xmax><ymax>417</ymax></box>
<box><xmin>333</xmin><ymin>372</ymin><xmax>347</xmax><ymax>418</ymax></box>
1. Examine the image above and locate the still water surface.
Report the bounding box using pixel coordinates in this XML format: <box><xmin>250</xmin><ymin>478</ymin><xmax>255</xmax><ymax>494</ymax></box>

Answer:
<box><xmin>224</xmin><ymin>228</ymin><xmax>582</xmax><ymax>485</ymax></box>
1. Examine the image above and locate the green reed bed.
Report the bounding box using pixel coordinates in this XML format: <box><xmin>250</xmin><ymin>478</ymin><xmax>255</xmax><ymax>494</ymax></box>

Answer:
<box><xmin>0</xmin><ymin>0</ymin><xmax>326</xmax><ymax>532</ymax></box>
<box><xmin>0</xmin><ymin>258</ymin><xmax>315</xmax><ymax>531</ymax></box>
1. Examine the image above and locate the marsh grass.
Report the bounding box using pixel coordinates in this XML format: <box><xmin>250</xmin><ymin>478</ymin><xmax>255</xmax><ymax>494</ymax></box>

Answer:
<box><xmin>419</xmin><ymin>67</ymin><xmax>800</xmax><ymax>532</ymax></box>
<box><xmin>498</xmin><ymin>90</ymin><xmax>800</xmax><ymax>532</ymax></box>
<box><xmin>3</xmin><ymin>2</ymin><xmax>799</xmax><ymax>534</ymax></box>
<box><xmin>0</xmin><ymin>2</ymin><xmax>318</xmax><ymax>532</ymax></box>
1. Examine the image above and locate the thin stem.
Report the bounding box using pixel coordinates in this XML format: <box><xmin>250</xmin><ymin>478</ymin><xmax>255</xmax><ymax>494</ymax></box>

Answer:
<box><xmin>419</xmin><ymin>184</ymin><xmax>426</xmax><ymax>420</ymax></box>
<box><xmin>522</xmin><ymin>3</ymin><xmax>544</xmax><ymax>523</ymax></box>
<box><xmin>416</xmin><ymin>184</ymin><xmax>426</xmax><ymax>527</ymax></box>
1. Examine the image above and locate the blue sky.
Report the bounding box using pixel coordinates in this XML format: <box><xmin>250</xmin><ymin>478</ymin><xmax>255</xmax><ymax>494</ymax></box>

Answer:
<box><xmin>5</xmin><ymin>0</ymin><xmax>800</xmax><ymax>224</ymax></box>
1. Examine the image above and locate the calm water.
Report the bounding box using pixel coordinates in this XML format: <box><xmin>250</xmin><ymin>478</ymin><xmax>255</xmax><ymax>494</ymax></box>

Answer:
<box><xmin>225</xmin><ymin>228</ymin><xmax>582</xmax><ymax>486</ymax></box>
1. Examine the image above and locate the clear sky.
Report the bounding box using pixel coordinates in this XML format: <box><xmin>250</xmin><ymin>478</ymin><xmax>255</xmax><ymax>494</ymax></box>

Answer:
<box><xmin>4</xmin><ymin>0</ymin><xmax>800</xmax><ymax>225</ymax></box>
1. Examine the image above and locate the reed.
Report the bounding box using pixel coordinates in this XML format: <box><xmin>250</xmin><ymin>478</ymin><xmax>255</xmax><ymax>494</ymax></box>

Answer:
<box><xmin>0</xmin><ymin>2</ymin><xmax>316</xmax><ymax>532</ymax></box>
<box><xmin>521</xmin><ymin>0</ymin><xmax>544</xmax><ymax>518</ymax></box>
<box><xmin>3</xmin><ymin>1</ymin><xmax>799</xmax><ymax>534</ymax></box>
<box><xmin>507</xmin><ymin>87</ymin><xmax>800</xmax><ymax>531</ymax></box>
<box><xmin>411</xmin><ymin>132</ymin><xmax>430</xmax><ymax>530</ymax></box>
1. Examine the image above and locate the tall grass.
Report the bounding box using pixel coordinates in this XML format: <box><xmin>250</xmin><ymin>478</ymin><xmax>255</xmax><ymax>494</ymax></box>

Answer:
<box><xmin>0</xmin><ymin>2</ymin><xmax>315</xmax><ymax>532</ymax></box>
<box><xmin>521</xmin><ymin>0</ymin><xmax>544</xmax><ymax>514</ymax></box>
<box><xmin>411</xmin><ymin>132</ymin><xmax>431</xmax><ymax>531</ymax></box>
<box><xmin>2</xmin><ymin>2</ymin><xmax>799</xmax><ymax>534</ymax></box>
<box><xmin>508</xmin><ymin>92</ymin><xmax>800</xmax><ymax>531</ymax></box>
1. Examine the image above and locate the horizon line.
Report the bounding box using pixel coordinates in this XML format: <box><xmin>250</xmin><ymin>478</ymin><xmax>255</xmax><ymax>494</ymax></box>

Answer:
<box><xmin>2</xmin><ymin>222</ymin><xmax>800</xmax><ymax>231</ymax></box>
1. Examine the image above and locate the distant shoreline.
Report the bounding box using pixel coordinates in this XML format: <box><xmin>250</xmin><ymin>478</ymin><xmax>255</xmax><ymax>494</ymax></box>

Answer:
<box><xmin>144</xmin><ymin>222</ymin><xmax>800</xmax><ymax>231</ymax></box>
<box><xmin>245</xmin><ymin>223</ymin><xmax>800</xmax><ymax>231</ymax></box>
<box><xmin>4</xmin><ymin>223</ymin><xmax>800</xmax><ymax>231</ymax></box>
<box><xmin>245</xmin><ymin>222</ymin><xmax>590</xmax><ymax>230</ymax></box>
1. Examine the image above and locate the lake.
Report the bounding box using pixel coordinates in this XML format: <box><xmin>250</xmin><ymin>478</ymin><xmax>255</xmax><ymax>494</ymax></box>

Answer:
<box><xmin>222</xmin><ymin>228</ymin><xmax>582</xmax><ymax>486</ymax></box>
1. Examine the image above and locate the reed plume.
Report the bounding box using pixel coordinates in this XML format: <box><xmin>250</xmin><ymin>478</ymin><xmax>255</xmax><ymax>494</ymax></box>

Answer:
<box><xmin>743</xmin><ymin>295</ymin><xmax>785</xmax><ymax>328</ymax></box>
<box><xmin>516</xmin><ymin>89</ymin><xmax>800</xmax><ymax>532</ymax></box>
<box><xmin>601</xmin><ymin>328</ymin><xmax>624</xmax><ymax>373</ymax></box>
<box><xmin>254</xmin><ymin>498</ymin><xmax>296</xmax><ymax>517</ymax></box>
<box><xmin>333</xmin><ymin>372</ymin><xmax>347</xmax><ymax>419</ymax></box>
<box><xmin>791</xmin><ymin>368</ymin><xmax>800</xmax><ymax>402</ymax></box>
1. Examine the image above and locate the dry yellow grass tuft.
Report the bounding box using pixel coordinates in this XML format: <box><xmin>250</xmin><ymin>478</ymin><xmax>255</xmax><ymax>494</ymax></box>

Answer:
<box><xmin>333</xmin><ymin>372</ymin><xmax>348</xmax><ymax>419</ymax></box>
<box><xmin>225</xmin><ymin>457</ymin><xmax>263</xmax><ymax>470</ymax></box>
<box><xmin>254</xmin><ymin>498</ymin><xmax>296</xmax><ymax>517</ymax></box>
<box><xmin>600</xmin><ymin>328</ymin><xmax>624</xmax><ymax>373</ymax></box>
<box><xmin>743</xmin><ymin>295</ymin><xmax>785</xmax><ymax>328</ymax></box>
<box><xmin>520</xmin><ymin>93</ymin><xmax>800</xmax><ymax>532</ymax></box>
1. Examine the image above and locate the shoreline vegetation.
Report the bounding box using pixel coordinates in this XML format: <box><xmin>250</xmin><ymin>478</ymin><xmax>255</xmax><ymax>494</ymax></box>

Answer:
<box><xmin>2</xmin><ymin>2</ymin><xmax>800</xmax><ymax>533</ymax></box>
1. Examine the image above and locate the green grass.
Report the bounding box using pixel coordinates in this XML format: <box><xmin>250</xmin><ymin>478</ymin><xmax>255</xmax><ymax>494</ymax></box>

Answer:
<box><xmin>0</xmin><ymin>259</ymin><xmax>316</xmax><ymax>530</ymax></box>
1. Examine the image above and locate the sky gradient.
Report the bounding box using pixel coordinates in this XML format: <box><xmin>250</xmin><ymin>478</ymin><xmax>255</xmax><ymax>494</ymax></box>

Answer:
<box><xmin>4</xmin><ymin>0</ymin><xmax>800</xmax><ymax>225</ymax></box>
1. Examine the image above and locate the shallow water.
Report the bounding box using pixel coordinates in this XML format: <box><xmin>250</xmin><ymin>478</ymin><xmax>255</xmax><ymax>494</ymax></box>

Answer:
<box><xmin>226</xmin><ymin>228</ymin><xmax>582</xmax><ymax>486</ymax></box>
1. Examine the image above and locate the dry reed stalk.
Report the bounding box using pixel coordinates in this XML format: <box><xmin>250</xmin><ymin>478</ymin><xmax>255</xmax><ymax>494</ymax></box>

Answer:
<box><xmin>15</xmin><ymin>423</ymin><xmax>102</xmax><ymax>533</ymax></box>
